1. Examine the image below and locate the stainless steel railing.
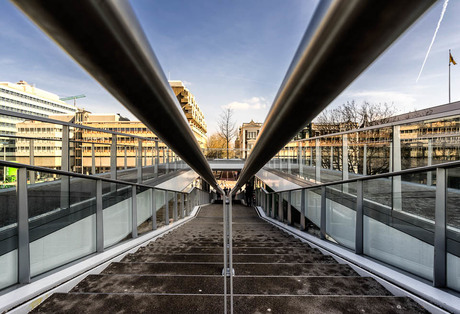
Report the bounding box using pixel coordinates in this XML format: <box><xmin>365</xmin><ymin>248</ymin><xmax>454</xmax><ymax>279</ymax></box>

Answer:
<box><xmin>234</xmin><ymin>0</ymin><xmax>436</xmax><ymax>193</ymax></box>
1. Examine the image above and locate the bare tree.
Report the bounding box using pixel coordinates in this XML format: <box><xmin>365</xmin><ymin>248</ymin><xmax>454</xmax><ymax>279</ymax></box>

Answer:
<box><xmin>217</xmin><ymin>108</ymin><xmax>237</xmax><ymax>159</ymax></box>
<box><xmin>314</xmin><ymin>100</ymin><xmax>397</xmax><ymax>175</ymax></box>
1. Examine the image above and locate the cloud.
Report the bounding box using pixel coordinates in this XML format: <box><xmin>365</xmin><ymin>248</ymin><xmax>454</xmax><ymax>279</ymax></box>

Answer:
<box><xmin>346</xmin><ymin>90</ymin><xmax>416</xmax><ymax>107</ymax></box>
<box><xmin>224</xmin><ymin>96</ymin><xmax>268</xmax><ymax>110</ymax></box>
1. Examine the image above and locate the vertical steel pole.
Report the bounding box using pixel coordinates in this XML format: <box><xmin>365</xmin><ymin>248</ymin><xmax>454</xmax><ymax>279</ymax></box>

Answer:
<box><xmin>271</xmin><ymin>193</ymin><xmax>275</xmax><ymax>218</ymax></box>
<box><xmin>155</xmin><ymin>141</ymin><xmax>159</xmax><ymax>179</ymax></box>
<box><xmin>61</xmin><ymin>125</ymin><xmax>70</xmax><ymax>210</ymax></box>
<box><xmin>151</xmin><ymin>189</ymin><xmax>157</xmax><ymax>230</ymax></box>
<box><xmin>320</xmin><ymin>186</ymin><xmax>326</xmax><ymax>240</ymax></box>
<box><xmin>392</xmin><ymin>126</ymin><xmax>402</xmax><ymax>211</ymax></box>
<box><xmin>92</xmin><ymin>143</ymin><xmax>96</xmax><ymax>174</ymax></box>
<box><xmin>330</xmin><ymin>146</ymin><xmax>334</xmax><ymax>170</ymax></box>
<box><xmin>111</xmin><ymin>135</ymin><xmax>117</xmax><ymax>181</ymax></box>
<box><xmin>278</xmin><ymin>193</ymin><xmax>283</xmax><ymax>221</ymax></box>
<box><xmin>355</xmin><ymin>180</ymin><xmax>364</xmax><ymax>254</ymax></box>
<box><xmin>137</xmin><ymin>139</ymin><xmax>143</xmax><ymax>183</ymax></box>
<box><xmin>132</xmin><ymin>185</ymin><xmax>138</xmax><ymax>238</ymax></box>
<box><xmin>17</xmin><ymin>168</ymin><xmax>30</xmax><ymax>284</ymax></box>
<box><xmin>363</xmin><ymin>144</ymin><xmax>367</xmax><ymax>176</ymax></box>
<box><xmin>165</xmin><ymin>190</ymin><xmax>169</xmax><ymax>226</ymax></box>
<box><xmin>124</xmin><ymin>146</ymin><xmax>127</xmax><ymax>170</ymax></box>
<box><xmin>173</xmin><ymin>192</ymin><xmax>178</xmax><ymax>222</ymax></box>
<box><xmin>29</xmin><ymin>139</ymin><xmax>35</xmax><ymax>184</ymax></box>
<box><xmin>315</xmin><ymin>139</ymin><xmax>321</xmax><ymax>183</ymax></box>
<box><xmin>427</xmin><ymin>139</ymin><xmax>433</xmax><ymax>186</ymax></box>
<box><xmin>287</xmin><ymin>190</ymin><xmax>292</xmax><ymax>225</ymax></box>
<box><xmin>96</xmin><ymin>180</ymin><xmax>104</xmax><ymax>252</ymax></box>
<box><xmin>300</xmin><ymin>188</ymin><xmax>306</xmax><ymax>230</ymax></box>
<box><xmin>223</xmin><ymin>195</ymin><xmax>228</xmax><ymax>314</ymax></box>
<box><xmin>229</xmin><ymin>193</ymin><xmax>234</xmax><ymax>314</ymax></box>
<box><xmin>434</xmin><ymin>167</ymin><xmax>446</xmax><ymax>287</ymax></box>
<box><xmin>180</xmin><ymin>193</ymin><xmax>184</xmax><ymax>219</ymax></box>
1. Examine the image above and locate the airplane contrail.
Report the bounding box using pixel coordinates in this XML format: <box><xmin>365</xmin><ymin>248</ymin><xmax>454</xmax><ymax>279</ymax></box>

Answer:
<box><xmin>416</xmin><ymin>0</ymin><xmax>449</xmax><ymax>82</ymax></box>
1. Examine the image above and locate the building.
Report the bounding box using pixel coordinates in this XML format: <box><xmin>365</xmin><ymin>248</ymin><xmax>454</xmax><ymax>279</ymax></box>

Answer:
<box><xmin>237</xmin><ymin>120</ymin><xmax>262</xmax><ymax>159</ymax></box>
<box><xmin>0</xmin><ymin>81</ymin><xmax>77</xmax><ymax>136</ymax></box>
<box><xmin>169</xmin><ymin>81</ymin><xmax>207</xmax><ymax>149</ymax></box>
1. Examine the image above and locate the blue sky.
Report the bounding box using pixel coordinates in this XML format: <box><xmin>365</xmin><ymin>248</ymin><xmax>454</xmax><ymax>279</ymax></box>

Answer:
<box><xmin>0</xmin><ymin>0</ymin><xmax>459</xmax><ymax>134</ymax></box>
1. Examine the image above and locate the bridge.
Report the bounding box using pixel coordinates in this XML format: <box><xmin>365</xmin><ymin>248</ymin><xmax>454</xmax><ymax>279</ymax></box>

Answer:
<box><xmin>1</xmin><ymin>0</ymin><xmax>460</xmax><ymax>313</ymax></box>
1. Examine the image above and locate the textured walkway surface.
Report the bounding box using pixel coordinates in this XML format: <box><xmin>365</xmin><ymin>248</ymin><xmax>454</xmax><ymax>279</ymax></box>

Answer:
<box><xmin>32</xmin><ymin>203</ymin><xmax>428</xmax><ymax>313</ymax></box>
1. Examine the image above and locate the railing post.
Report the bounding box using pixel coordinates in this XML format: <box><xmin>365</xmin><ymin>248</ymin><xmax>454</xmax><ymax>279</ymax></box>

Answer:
<box><xmin>300</xmin><ymin>188</ymin><xmax>306</xmax><ymax>230</ymax></box>
<box><xmin>320</xmin><ymin>186</ymin><xmax>326</xmax><ymax>240</ymax></box>
<box><xmin>111</xmin><ymin>135</ymin><xmax>117</xmax><ymax>181</ymax></box>
<box><xmin>61</xmin><ymin>125</ymin><xmax>70</xmax><ymax>210</ymax></box>
<box><xmin>92</xmin><ymin>143</ymin><xmax>96</xmax><ymax>174</ymax></box>
<box><xmin>392</xmin><ymin>126</ymin><xmax>402</xmax><ymax>211</ymax></box>
<box><xmin>342</xmin><ymin>134</ymin><xmax>348</xmax><ymax>181</ymax></box>
<box><xmin>165</xmin><ymin>190</ymin><xmax>169</xmax><ymax>225</ymax></box>
<box><xmin>124</xmin><ymin>146</ymin><xmax>127</xmax><ymax>170</ymax></box>
<box><xmin>298</xmin><ymin>143</ymin><xmax>303</xmax><ymax>177</ymax></box>
<box><xmin>434</xmin><ymin>167</ymin><xmax>447</xmax><ymax>287</ymax></box>
<box><xmin>355</xmin><ymin>180</ymin><xmax>364</xmax><ymax>254</ymax></box>
<box><xmin>173</xmin><ymin>192</ymin><xmax>178</xmax><ymax>222</ymax></box>
<box><xmin>17</xmin><ymin>168</ymin><xmax>30</xmax><ymax>284</ymax></box>
<box><xmin>155</xmin><ymin>141</ymin><xmax>159</xmax><ymax>179</ymax></box>
<box><xmin>132</xmin><ymin>186</ymin><xmax>138</xmax><ymax>238</ymax></box>
<box><xmin>287</xmin><ymin>190</ymin><xmax>292</xmax><ymax>225</ymax></box>
<box><xmin>278</xmin><ymin>193</ymin><xmax>283</xmax><ymax>222</ymax></box>
<box><xmin>151</xmin><ymin>189</ymin><xmax>157</xmax><ymax>230</ymax></box>
<box><xmin>330</xmin><ymin>146</ymin><xmax>334</xmax><ymax>170</ymax></box>
<box><xmin>166</xmin><ymin>149</ymin><xmax>170</xmax><ymax>173</ymax></box>
<box><xmin>137</xmin><ymin>139</ymin><xmax>143</xmax><ymax>183</ymax></box>
<box><xmin>315</xmin><ymin>139</ymin><xmax>321</xmax><ymax>183</ymax></box>
<box><xmin>180</xmin><ymin>193</ymin><xmax>184</xmax><ymax>219</ymax></box>
<box><xmin>427</xmin><ymin>139</ymin><xmax>432</xmax><ymax>186</ymax></box>
<box><xmin>96</xmin><ymin>179</ymin><xmax>104</xmax><ymax>252</ymax></box>
<box><xmin>29</xmin><ymin>139</ymin><xmax>35</xmax><ymax>184</ymax></box>
<box><xmin>288</xmin><ymin>147</ymin><xmax>291</xmax><ymax>174</ymax></box>
<box><xmin>363</xmin><ymin>144</ymin><xmax>367</xmax><ymax>176</ymax></box>
<box><xmin>271</xmin><ymin>193</ymin><xmax>275</xmax><ymax>218</ymax></box>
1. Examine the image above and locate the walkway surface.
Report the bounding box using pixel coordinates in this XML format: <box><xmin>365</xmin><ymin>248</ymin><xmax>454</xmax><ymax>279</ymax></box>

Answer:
<box><xmin>32</xmin><ymin>203</ymin><xmax>428</xmax><ymax>313</ymax></box>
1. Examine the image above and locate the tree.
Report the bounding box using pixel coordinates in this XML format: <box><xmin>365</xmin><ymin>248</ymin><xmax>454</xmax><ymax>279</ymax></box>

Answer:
<box><xmin>206</xmin><ymin>133</ymin><xmax>227</xmax><ymax>159</ymax></box>
<box><xmin>313</xmin><ymin>100</ymin><xmax>397</xmax><ymax>175</ymax></box>
<box><xmin>217</xmin><ymin>108</ymin><xmax>237</xmax><ymax>159</ymax></box>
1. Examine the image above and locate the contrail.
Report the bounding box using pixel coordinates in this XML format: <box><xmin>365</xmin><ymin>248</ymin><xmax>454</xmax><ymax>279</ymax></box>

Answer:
<box><xmin>416</xmin><ymin>0</ymin><xmax>449</xmax><ymax>82</ymax></box>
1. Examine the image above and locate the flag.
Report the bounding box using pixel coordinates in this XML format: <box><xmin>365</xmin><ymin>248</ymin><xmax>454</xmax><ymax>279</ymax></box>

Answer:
<box><xmin>450</xmin><ymin>52</ymin><xmax>457</xmax><ymax>65</ymax></box>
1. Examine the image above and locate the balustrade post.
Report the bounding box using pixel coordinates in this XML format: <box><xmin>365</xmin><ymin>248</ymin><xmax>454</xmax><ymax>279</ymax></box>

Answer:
<box><xmin>96</xmin><ymin>180</ymin><xmax>104</xmax><ymax>252</ymax></box>
<box><xmin>434</xmin><ymin>168</ymin><xmax>447</xmax><ymax>287</ymax></box>
<box><xmin>355</xmin><ymin>180</ymin><xmax>363</xmax><ymax>254</ymax></box>
<box><xmin>300</xmin><ymin>188</ymin><xmax>306</xmax><ymax>230</ymax></box>
<box><xmin>320</xmin><ymin>186</ymin><xmax>326</xmax><ymax>240</ymax></box>
<box><xmin>17</xmin><ymin>168</ymin><xmax>30</xmax><ymax>284</ymax></box>
<box><xmin>132</xmin><ymin>186</ymin><xmax>138</xmax><ymax>238</ymax></box>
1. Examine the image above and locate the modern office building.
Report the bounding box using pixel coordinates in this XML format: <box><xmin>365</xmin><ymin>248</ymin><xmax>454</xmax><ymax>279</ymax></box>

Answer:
<box><xmin>169</xmin><ymin>80</ymin><xmax>207</xmax><ymax>149</ymax></box>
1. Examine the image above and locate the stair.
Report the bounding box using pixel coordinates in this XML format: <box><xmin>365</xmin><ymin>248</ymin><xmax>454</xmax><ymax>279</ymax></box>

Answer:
<box><xmin>31</xmin><ymin>204</ymin><xmax>429</xmax><ymax>313</ymax></box>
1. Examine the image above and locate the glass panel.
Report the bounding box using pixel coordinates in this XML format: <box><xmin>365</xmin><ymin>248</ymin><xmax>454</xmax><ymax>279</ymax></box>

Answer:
<box><xmin>447</xmin><ymin>167</ymin><xmax>460</xmax><ymax>292</ymax></box>
<box><xmin>304</xmin><ymin>187</ymin><xmax>322</xmax><ymax>237</ymax></box>
<box><xmin>155</xmin><ymin>190</ymin><xmax>166</xmax><ymax>228</ymax></box>
<box><xmin>363</xmin><ymin>174</ymin><xmax>434</xmax><ymax>281</ymax></box>
<box><xmin>325</xmin><ymin>183</ymin><xmax>356</xmax><ymax>250</ymax></box>
<box><xmin>0</xmin><ymin>166</ymin><xmax>18</xmax><ymax>290</ymax></box>
<box><xmin>29</xmin><ymin>173</ymin><xmax>97</xmax><ymax>277</ymax></box>
<box><xmin>136</xmin><ymin>186</ymin><xmax>153</xmax><ymax>236</ymax></box>
<box><xmin>103</xmin><ymin>181</ymin><xmax>132</xmax><ymax>248</ymax></box>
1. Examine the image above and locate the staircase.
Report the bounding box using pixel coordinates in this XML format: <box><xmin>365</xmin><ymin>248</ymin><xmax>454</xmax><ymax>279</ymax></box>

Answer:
<box><xmin>32</xmin><ymin>204</ymin><xmax>429</xmax><ymax>313</ymax></box>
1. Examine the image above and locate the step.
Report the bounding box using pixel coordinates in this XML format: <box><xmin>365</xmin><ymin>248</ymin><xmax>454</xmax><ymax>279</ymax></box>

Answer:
<box><xmin>31</xmin><ymin>294</ymin><xmax>429</xmax><ymax>313</ymax></box>
<box><xmin>122</xmin><ymin>253</ymin><xmax>336</xmax><ymax>263</ymax></box>
<box><xmin>103</xmin><ymin>262</ymin><xmax>358</xmax><ymax>277</ymax></box>
<box><xmin>137</xmin><ymin>246</ymin><xmax>323</xmax><ymax>255</ymax></box>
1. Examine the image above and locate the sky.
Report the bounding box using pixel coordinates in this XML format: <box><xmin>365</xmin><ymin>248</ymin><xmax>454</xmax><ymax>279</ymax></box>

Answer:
<box><xmin>0</xmin><ymin>0</ymin><xmax>459</xmax><ymax>135</ymax></box>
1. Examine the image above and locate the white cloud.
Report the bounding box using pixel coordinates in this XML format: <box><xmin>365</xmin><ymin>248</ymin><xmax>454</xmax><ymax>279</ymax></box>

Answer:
<box><xmin>346</xmin><ymin>90</ymin><xmax>416</xmax><ymax>107</ymax></box>
<box><xmin>224</xmin><ymin>96</ymin><xmax>267</xmax><ymax>110</ymax></box>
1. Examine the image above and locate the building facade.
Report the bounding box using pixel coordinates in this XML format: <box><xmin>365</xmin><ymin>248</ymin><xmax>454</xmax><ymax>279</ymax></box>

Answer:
<box><xmin>169</xmin><ymin>81</ymin><xmax>207</xmax><ymax>149</ymax></box>
<box><xmin>237</xmin><ymin>120</ymin><xmax>262</xmax><ymax>159</ymax></box>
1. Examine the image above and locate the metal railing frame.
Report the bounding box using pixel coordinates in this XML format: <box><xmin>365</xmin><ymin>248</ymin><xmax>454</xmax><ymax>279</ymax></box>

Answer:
<box><xmin>256</xmin><ymin>159</ymin><xmax>460</xmax><ymax>289</ymax></box>
<box><xmin>233</xmin><ymin>0</ymin><xmax>436</xmax><ymax>193</ymax></box>
<box><xmin>12</xmin><ymin>0</ymin><xmax>221</xmax><ymax>193</ymax></box>
<box><xmin>0</xmin><ymin>159</ymin><xmax>211</xmax><ymax>287</ymax></box>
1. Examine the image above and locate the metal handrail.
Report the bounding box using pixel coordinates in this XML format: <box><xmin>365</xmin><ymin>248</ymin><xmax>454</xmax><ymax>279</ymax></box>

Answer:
<box><xmin>259</xmin><ymin>159</ymin><xmax>460</xmax><ymax>194</ymax></box>
<box><xmin>0</xmin><ymin>160</ymin><xmax>192</xmax><ymax>193</ymax></box>
<box><xmin>0</xmin><ymin>109</ymin><xmax>158</xmax><ymax>142</ymax></box>
<box><xmin>12</xmin><ymin>0</ymin><xmax>221</xmax><ymax>193</ymax></box>
<box><xmin>233</xmin><ymin>0</ymin><xmax>435</xmax><ymax>193</ymax></box>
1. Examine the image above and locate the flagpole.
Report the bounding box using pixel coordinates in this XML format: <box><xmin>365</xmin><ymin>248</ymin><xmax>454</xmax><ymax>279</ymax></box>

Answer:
<box><xmin>449</xmin><ymin>49</ymin><xmax>451</xmax><ymax>103</ymax></box>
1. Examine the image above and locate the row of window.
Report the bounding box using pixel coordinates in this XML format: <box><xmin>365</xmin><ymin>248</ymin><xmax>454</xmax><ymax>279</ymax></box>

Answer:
<box><xmin>0</xmin><ymin>88</ymin><xmax>76</xmax><ymax>112</ymax></box>
<box><xmin>0</xmin><ymin>100</ymin><xmax>62</xmax><ymax>116</ymax></box>
<box><xmin>17</xmin><ymin>127</ymin><xmax>62</xmax><ymax>133</ymax></box>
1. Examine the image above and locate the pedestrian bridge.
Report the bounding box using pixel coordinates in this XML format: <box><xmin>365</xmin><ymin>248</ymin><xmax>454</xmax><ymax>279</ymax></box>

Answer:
<box><xmin>1</xmin><ymin>0</ymin><xmax>460</xmax><ymax>313</ymax></box>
